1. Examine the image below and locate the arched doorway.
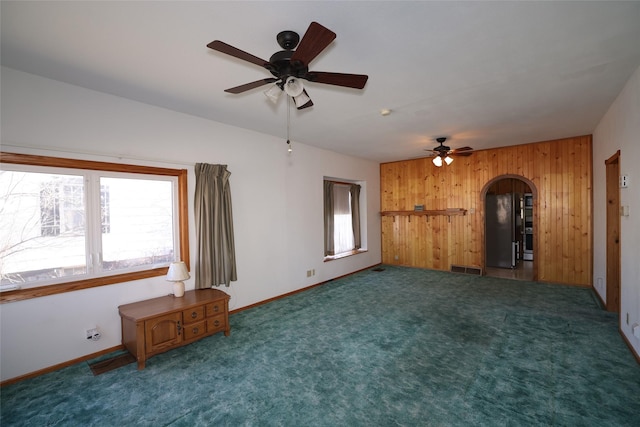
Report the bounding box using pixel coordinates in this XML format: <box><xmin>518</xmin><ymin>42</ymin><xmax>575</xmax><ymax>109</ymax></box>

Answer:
<box><xmin>481</xmin><ymin>175</ymin><xmax>537</xmax><ymax>281</ymax></box>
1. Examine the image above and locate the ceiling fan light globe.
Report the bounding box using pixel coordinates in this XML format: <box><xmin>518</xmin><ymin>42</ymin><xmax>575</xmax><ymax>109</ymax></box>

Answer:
<box><xmin>293</xmin><ymin>91</ymin><xmax>312</xmax><ymax>109</ymax></box>
<box><xmin>264</xmin><ymin>84</ymin><xmax>282</xmax><ymax>103</ymax></box>
<box><xmin>284</xmin><ymin>77</ymin><xmax>304</xmax><ymax>97</ymax></box>
<box><xmin>445</xmin><ymin>156</ymin><xmax>454</xmax><ymax>165</ymax></box>
<box><xmin>432</xmin><ymin>156</ymin><xmax>443</xmax><ymax>167</ymax></box>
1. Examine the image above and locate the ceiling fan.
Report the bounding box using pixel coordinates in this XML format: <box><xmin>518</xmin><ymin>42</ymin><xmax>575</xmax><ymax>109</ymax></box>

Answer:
<box><xmin>426</xmin><ymin>137</ymin><xmax>473</xmax><ymax>167</ymax></box>
<box><xmin>207</xmin><ymin>22</ymin><xmax>368</xmax><ymax>110</ymax></box>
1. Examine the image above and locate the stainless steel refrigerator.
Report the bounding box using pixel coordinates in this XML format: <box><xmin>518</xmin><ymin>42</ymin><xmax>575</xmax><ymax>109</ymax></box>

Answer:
<box><xmin>486</xmin><ymin>194</ymin><xmax>517</xmax><ymax>268</ymax></box>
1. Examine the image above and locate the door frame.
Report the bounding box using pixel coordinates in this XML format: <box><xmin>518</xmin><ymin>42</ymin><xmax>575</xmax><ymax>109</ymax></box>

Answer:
<box><xmin>481</xmin><ymin>174</ymin><xmax>537</xmax><ymax>280</ymax></box>
<box><xmin>605</xmin><ymin>150</ymin><xmax>621</xmax><ymax>313</ymax></box>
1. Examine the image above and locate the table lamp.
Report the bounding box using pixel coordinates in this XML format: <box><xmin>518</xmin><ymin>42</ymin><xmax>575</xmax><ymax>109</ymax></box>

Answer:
<box><xmin>166</xmin><ymin>261</ymin><xmax>190</xmax><ymax>297</ymax></box>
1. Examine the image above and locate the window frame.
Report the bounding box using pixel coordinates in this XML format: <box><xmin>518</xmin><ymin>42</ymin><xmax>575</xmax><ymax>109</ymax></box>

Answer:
<box><xmin>0</xmin><ymin>152</ymin><xmax>189</xmax><ymax>303</ymax></box>
<box><xmin>323</xmin><ymin>178</ymin><xmax>367</xmax><ymax>261</ymax></box>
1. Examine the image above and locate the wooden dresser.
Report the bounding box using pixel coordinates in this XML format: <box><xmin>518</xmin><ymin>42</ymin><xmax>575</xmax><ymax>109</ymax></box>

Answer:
<box><xmin>118</xmin><ymin>289</ymin><xmax>230</xmax><ymax>370</ymax></box>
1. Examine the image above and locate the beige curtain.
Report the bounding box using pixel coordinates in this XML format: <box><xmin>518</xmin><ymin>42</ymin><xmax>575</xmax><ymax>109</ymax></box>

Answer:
<box><xmin>324</xmin><ymin>181</ymin><xmax>362</xmax><ymax>256</ymax></box>
<box><xmin>350</xmin><ymin>184</ymin><xmax>361</xmax><ymax>250</ymax></box>
<box><xmin>194</xmin><ymin>163</ymin><xmax>237</xmax><ymax>288</ymax></box>
<box><xmin>323</xmin><ymin>181</ymin><xmax>335</xmax><ymax>256</ymax></box>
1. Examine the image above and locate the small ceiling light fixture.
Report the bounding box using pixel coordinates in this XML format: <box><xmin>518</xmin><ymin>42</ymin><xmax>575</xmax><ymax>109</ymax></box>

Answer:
<box><xmin>264</xmin><ymin>77</ymin><xmax>313</xmax><ymax>110</ymax></box>
<box><xmin>432</xmin><ymin>153</ymin><xmax>454</xmax><ymax>167</ymax></box>
<box><xmin>431</xmin><ymin>136</ymin><xmax>456</xmax><ymax>167</ymax></box>
<box><xmin>380</xmin><ymin>108</ymin><xmax>392</xmax><ymax>116</ymax></box>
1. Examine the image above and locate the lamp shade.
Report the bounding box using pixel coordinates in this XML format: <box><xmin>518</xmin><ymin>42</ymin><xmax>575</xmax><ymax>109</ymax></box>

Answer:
<box><xmin>292</xmin><ymin>90</ymin><xmax>312</xmax><ymax>109</ymax></box>
<box><xmin>264</xmin><ymin>84</ymin><xmax>282</xmax><ymax>104</ymax></box>
<box><xmin>284</xmin><ymin>77</ymin><xmax>304</xmax><ymax>97</ymax></box>
<box><xmin>167</xmin><ymin>261</ymin><xmax>190</xmax><ymax>282</ymax></box>
<box><xmin>432</xmin><ymin>156</ymin><xmax>443</xmax><ymax>167</ymax></box>
<box><xmin>444</xmin><ymin>156</ymin><xmax>454</xmax><ymax>165</ymax></box>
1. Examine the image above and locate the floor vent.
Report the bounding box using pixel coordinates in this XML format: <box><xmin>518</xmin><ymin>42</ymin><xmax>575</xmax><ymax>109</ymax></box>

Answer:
<box><xmin>450</xmin><ymin>265</ymin><xmax>483</xmax><ymax>276</ymax></box>
<box><xmin>372</xmin><ymin>267</ymin><xmax>386</xmax><ymax>272</ymax></box>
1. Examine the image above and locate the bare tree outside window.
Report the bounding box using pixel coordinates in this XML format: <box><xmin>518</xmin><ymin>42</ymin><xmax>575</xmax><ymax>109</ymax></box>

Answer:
<box><xmin>0</xmin><ymin>169</ymin><xmax>176</xmax><ymax>289</ymax></box>
<box><xmin>1</xmin><ymin>171</ymin><xmax>87</xmax><ymax>286</ymax></box>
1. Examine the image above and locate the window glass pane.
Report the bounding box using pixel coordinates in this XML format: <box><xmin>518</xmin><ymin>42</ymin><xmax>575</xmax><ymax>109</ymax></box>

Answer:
<box><xmin>0</xmin><ymin>170</ymin><xmax>87</xmax><ymax>286</ymax></box>
<box><xmin>100</xmin><ymin>177</ymin><xmax>175</xmax><ymax>270</ymax></box>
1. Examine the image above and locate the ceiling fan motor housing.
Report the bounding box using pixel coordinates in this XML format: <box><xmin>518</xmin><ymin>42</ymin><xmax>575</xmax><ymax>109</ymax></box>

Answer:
<box><xmin>268</xmin><ymin>50</ymin><xmax>309</xmax><ymax>81</ymax></box>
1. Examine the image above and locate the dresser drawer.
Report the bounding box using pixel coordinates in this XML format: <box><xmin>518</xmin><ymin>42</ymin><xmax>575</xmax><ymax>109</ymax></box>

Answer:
<box><xmin>205</xmin><ymin>301</ymin><xmax>225</xmax><ymax>317</ymax></box>
<box><xmin>119</xmin><ymin>289</ymin><xmax>230</xmax><ymax>370</ymax></box>
<box><xmin>183</xmin><ymin>306</ymin><xmax>205</xmax><ymax>324</ymax></box>
<box><xmin>207</xmin><ymin>314</ymin><xmax>227</xmax><ymax>333</ymax></box>
<box><xmin>183</xmin><ymin>320</ymin><xmax>207</xmax><ymax>340</ymax></box>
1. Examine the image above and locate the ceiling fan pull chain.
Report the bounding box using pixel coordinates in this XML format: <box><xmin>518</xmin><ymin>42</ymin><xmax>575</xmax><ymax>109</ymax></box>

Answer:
<box><xmin>286</xmin><ymin>96</ymin><xmax>292</xmax><ymax>153</ymax></box>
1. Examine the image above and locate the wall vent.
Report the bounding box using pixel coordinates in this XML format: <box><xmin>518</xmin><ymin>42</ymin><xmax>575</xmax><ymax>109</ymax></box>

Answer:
<box><xmin>450</xmin><ymin>265</ymin><xmax>483</xmax><ymax>276</ymax></box>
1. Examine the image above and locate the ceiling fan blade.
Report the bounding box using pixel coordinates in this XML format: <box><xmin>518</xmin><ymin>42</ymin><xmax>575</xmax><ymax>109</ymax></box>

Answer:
<box><xmin>306</xmin><ymin>71</ymin><xmax>368</xmax><ymax>89</ymax></box>
<box><xmin>224</xmin><ymin>78</ymin><xmax>277</xmax><ymax>94</ymax></box>
<box><xmin>290</xmin><ymin>22</ymin><xmax>336</xmax><ymax>66</ymax></box>
<box><xmin>207</xmin><ymin>40</ymin><xmax>270</xmax><ymax>68</ymax></box>
<box><xmin>449</xmin><ymin>147</ymin><xmax>474</xmax><ymax>156</ymax></box>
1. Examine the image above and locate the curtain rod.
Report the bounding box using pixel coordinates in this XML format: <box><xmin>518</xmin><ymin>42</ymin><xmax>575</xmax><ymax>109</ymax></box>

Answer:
<box><xmin>325</xmin><ymin>179</ymin><xmax>358</xmax><ymax>186</ymax></box>
<box><xmin>1</xmin><ymin>144</ymin><xmax>195</xmax><ymax>168</ymax></box>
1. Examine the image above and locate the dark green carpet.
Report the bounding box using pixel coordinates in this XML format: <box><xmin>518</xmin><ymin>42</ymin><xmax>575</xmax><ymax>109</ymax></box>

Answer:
<box><xmin>2</xmin><ymin>266</ymin><xmax>639</xmax><ymax>426</ymax></box>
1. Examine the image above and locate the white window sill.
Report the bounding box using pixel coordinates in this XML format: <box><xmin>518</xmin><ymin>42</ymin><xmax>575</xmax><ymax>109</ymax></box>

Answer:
<box><xmin>324</xmin><ymin>249</ymin><xmax>367</xmax><ymax>262</ymax></box>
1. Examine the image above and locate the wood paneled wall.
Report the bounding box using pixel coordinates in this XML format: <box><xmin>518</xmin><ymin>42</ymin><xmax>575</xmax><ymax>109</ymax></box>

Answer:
<box><xmin>380</xmin><ymin>135</ymin><xmax>592</xmax><ymax>286</ymax></box>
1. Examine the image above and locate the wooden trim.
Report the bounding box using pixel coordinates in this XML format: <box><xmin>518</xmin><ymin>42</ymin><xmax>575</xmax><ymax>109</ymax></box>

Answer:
<box><xmin>0</xmin><ymin>152</ymin><xmax>182</xmax><ymax>176</ymax></box>
<box><xmin>381</xmin><ymin>209</ymin><xmax>466</xmax><ymax>217</ymax></box>
<box><xmin>178</xmin><ymin>168</ymin><xmax>190</xmax><ymax>271</ymax></box>
<box><xmin>230</xmin><ymin>263</ymin><xmax>381</xmax><ymax>315</ymax></box>
<box><xmin>605</xmin><ymin>150</ymin><xmax>621</xmax><ymax>165</ymax></box>
<box><xmin>479</xmin><ymin>174</ymin><xmax>538</xmax><ymax>281</ymax></box>
<box><xmin>0</xmin><ymin>152</ymin><xmax>190</xmax><ymax>303</ymax></box>
<box><xmin>605</xmin><ymin>150</ymin><xmax>621</xmax><ymax>312</ymax></box>
<box><xmin>620</xmin><ymin>328</ymin><xmax>640</xmax><ymax>365</ymax></box>
<box><xmin>0</xmin><ymin>345</ymin><xmax>124</xmax><ymax>387</ymax></box>
<box><xmin>1</xmin><ymin>268</ymin><xmax>169</xmax><ymax>303</ymax></box>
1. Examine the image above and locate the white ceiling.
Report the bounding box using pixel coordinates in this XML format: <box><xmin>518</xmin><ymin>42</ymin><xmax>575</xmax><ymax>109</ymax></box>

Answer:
<box><xmin>2</xmin><ymin>1</ymin><xmax>640</xmax><ymax>163</ymax></box>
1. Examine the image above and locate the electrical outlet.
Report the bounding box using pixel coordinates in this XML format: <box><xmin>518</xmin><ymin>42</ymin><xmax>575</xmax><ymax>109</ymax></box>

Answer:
<box><xmin>306</xmin><ymin>270</ymin><xmax>312</xmax><ymax>277</ymax></box>
<box><xmin>619</xmin><ymin>175</ymin><xmax>629</xmax><ymax>188</ymax></box>
<box><xmin>86</xmin><ymin>328</ymin><xmax>100</xmax><ymax>341</ymax></box>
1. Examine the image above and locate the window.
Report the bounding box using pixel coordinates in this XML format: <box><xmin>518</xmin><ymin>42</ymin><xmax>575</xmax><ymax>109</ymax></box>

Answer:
<box><xmin>0</xmin><ymin>153</ymin><xmax>189</xmax><ymax>302</ymax></box>
<box><xmin>323</xmin><ymin>179</ymin><xmax>363</xmax><ymax>259</ymax></box>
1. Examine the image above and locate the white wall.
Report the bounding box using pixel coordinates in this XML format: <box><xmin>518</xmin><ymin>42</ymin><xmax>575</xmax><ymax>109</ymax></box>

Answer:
<box><xmin>593</xmin><ymin>64</ymin><xmax>640</xmax><ymax>356</ymax></box>
<box><xmin>0</xmin><ymin>67</ymin><xmax>381</xmax><ymax>381</ymax></box>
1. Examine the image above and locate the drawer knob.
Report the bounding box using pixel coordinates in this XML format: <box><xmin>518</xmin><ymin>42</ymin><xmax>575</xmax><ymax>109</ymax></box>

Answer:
<box><xmin>214</xmin><ymin>320</ymin><xmax>220</xmax><ymax>327</ymax></box>
<box><xmin>193</xmin><ymin>327</ymin><xmax>199</xmax><ymax>334</ymax></box>
<box><xmin>191</xmin><ymin>311</ymin><xmax>197</xmax><ymax>319</ymax></box>
<box><xmin>214</xmin><ymin>306</ymin><xmax>219</xmax><ymax>312</ymax></box>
